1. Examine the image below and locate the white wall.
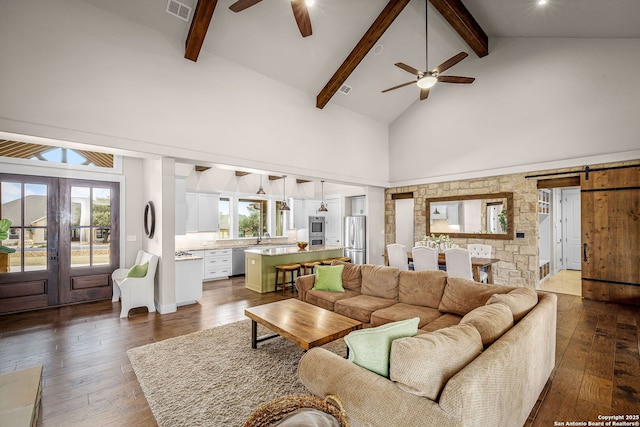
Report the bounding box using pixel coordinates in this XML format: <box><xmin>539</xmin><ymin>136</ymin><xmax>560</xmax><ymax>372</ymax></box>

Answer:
<box><xmin>142</xmin><ymin>158</ymin><xmax>176</xmax><ymax>313</ymax></box>
<box><xmin>0</xmin><ymin>0</ymin><xmax>389</xmax><ymax>188</ymax></box>
<box><xmin>389</xmin><ymin>37</ymin><xmax>640</xmax><ymax>184</ymax></box>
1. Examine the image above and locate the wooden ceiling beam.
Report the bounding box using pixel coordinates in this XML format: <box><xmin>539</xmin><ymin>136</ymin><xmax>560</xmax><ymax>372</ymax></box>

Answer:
<box><xmin>296</xmin><ymin>179</ymin><xmax>311</xmax><ymax>184</ymax></box>
<box><xmin>185</xmin><ymin>0</ymin><xmax>219</xmax><ymax>62</ymax></box>
<box><xmin>268</xmin><ymin>175</ymin><xmax>283</xmax><ymax>181</ymax></box>
<box><xmin>428</xmin><ymin>0</ymin><xmax>488</xmax><ymax>58</ymax></box>
<box><xmin>315</xmin><ymin>0</ymin><xmax>411</xmax><ymax>109</ymax></box>
<box><xmin>235</xmin><ymin>171</ymin><xmax>250</xmax><ymax>177</ymax></box>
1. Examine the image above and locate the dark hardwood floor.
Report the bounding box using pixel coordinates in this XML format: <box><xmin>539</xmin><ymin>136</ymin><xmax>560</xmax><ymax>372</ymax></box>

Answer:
<box><xmin>0</xmin><ymin>277</ymin><xmax>638</xmax><ymax>426</ymax></box>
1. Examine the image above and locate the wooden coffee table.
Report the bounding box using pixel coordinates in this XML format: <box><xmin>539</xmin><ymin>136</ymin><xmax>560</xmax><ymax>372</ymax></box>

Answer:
<box><xmin>245</xmin><ymin>298</ymin><xmax>362</xmax><ymax>351</ymax></box>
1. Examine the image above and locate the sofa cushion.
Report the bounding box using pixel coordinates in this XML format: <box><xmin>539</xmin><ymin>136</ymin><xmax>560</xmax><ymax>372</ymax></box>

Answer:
<box><xmin>332</xmin><ymin>261</ymin><xmax>362</xmax><ymax>292</ymax></box>
<box><xmin>306</xmin><ymin>289</ymin><xmax>360</xmax><ymax>312</ymax></box>
<box><xmin>344</xmin><ymin>317</ymin><xmax>420</xmax><ymax>378</ymax></box>
<box><xmin>360</xmin><ymin>264</ymin><xmax>400</xmax><ymax>300</ymax></box>
<box><xmin>371</xmin><ymin>303</ymin><xmax>443</xmax><ymax>328</ymax></box>
<box><xmin>419</xmin><ymin>313</ymin><xmax>462</xmax><ymax>333</ymax></box>
<box><xmin>313</xmin><ymin>265</ymin><xmax>345</xmax><ymax>292</ymax></box>
<box><xmin>460</xmin><ymin>302</ymin><xmax>514</xmax><ymax>347</ymax></box>
<box><xmin>389</xmin><ymin>324</ymin><xmax>482</xmax><ymax>400</ymax></box>
<box><xmin>438</xmin><ymin>277</ymin><xmax>514</xmax><ymax>316</ymax></box>
<box><xmin>486</xmin><ymin>287</ymin><xmax>539</xmax><ymax>322</ymax></box>
<box><xmin>334</xmin><ymin>295</ymin><xmax>398</xmax><ymax>324</ymax></box>
<box><xmin>398</xmin><ymin>270</ymin><xmax>447</xmax><ymax>309</ymax></box>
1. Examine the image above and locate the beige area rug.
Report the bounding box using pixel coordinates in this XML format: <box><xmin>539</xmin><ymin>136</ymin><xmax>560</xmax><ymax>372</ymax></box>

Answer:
<box><xmin>127</xmin><ymin>319</ymin><xmax>346</xmax><ymax>427</ymax></box>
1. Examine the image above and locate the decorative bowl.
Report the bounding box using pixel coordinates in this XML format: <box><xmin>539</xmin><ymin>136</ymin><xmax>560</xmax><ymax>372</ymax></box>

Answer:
<box><xmin>297</xmin><ymin>242</ymin><xmax>308</xmax><ymax>250</ymax></box>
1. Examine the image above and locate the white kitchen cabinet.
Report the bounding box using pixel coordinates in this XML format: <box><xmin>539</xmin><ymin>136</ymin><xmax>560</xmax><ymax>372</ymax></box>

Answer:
<box><xmin>185</xmin><ymin>192</ymin><xmax>198</xmax><ymax>232</ymax></box>
<box><xmin>291</xmin><ymin>198</ymin><xmax>305</xmax><ymax>230</ymax></box>
<box><xmin>325</xmin><ymin>197</ymin><xmax>342</xmax><ymax>245</ymax></box>
<box><xmin>198</xmin><ymin>193</ymin><xmax>219</xmax><ymax>231</ymax></box>
<box><xmin>203</xmin><ymin>249</ymin><xmax>232</xmax><ymax>280</ymax></box>
<box><xmin>184</xmin><ymin>192</ymin><xmax>219</xmax><ymax>232</ymax></box>
<box><xmin>350</xmin><ymin>196</ymin><xmax>366</xmax><ymax>215</ymax></box>
<box><xmin>175</xmin><ymin>257</ymin><xmax>203</xmax><ymax>306</ymax></box>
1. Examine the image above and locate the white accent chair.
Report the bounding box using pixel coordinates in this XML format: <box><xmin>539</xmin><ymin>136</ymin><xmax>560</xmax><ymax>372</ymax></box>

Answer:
<box><xmin>411</xmin><ymin>246</ymin><xmax>439</xmax><ymax>271</ymax></box>
<box><xmin>444</xmin><ymin>248</ymin><xmax>474</xmax><ymax>281</ymax></box>
<box><xmin>466</xmin><ymin>244</ymin><xmax>491</xmax><ymax>283</ymax></box>
<box><xmin>112</xmin><ymin>250</ymin><xmax>159</xmax><ymax>318</ymax></box>
<box><xmin>387</xmin><ymin>243</ymin><xmax>409</xmax><ymax>271</ymax></box>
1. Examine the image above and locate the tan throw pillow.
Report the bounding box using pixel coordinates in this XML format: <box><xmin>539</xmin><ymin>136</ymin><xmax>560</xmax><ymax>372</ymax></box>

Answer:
<box><xmin>486</xmin><ymin>287</ymin><xmax>538</xmax><ymax>322</ymax></box>
<box><xmin>460</xmin><ymin>302</ymin><xmax>514</xmax><ymax>347</ymax></box>
<box><xmin>360</xmin><ymin>264</ymin><xmax>400</xmax><ymax>299</ymax></box>
<box><xmin>332</xmin><ymin>260</ymin><xmax>362</xmax><ymax>292</ymax></box>
<box><xmin>438</xmin><ymin>277</ymin><xmax>513</xmax><ymax>316</ymax></box>
<box><xmin>389</xmin><ymin>324</ymin><xmax>482</xmax><ymax>400</ymax></box>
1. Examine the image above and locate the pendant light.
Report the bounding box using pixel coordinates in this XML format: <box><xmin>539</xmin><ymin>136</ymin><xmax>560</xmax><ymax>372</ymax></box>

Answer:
<box><xmin>256</xmin><ymin>174</ymin><xmax>266</xmax><ymax>195</ymax></box>
<box><xmin>280</xmin><ymin>175</ymin><xmax>290</xmax><ymax>211</ymax></box>
<box><xmin>317</xmin><ymin>180</ymin><xmax>328</xmax><ymax>212</ymax></box>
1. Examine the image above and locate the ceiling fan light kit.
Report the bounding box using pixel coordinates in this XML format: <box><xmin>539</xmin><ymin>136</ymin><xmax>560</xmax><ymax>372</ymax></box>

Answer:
<box><xmin>381</xmin><ymin>1</ymin><xmax>475</xmax><ymax>100</ymax></box>
<box><xmin>417</xmin><ymin>74</ymin><xmax>438</xmax><ymax>89</ymax></box>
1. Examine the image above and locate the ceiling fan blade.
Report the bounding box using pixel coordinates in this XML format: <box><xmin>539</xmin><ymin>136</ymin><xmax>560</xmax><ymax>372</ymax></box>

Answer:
<box><xmin>433</xmin><ymin>52</ymin><xmax>469</xmax><ymax>74</ymax></box>
<box><xmin>438</xmin><ymin>76</ymin><xmax>475</xmax><ymax>84</ymax></box>
<box><xmin>381</xmin><ymin>81</ymin><xmax>416</xmax><ymax>93</ymax></box>
<box><xmin>229</xmin><ymin>0</ymin><xmax>262</xmax><ymax>13</ymax></box>
<box><xmin>291</xmin><ymin>0</ymin><xmax>312</xmax><ymax>37</ymax></box>
<box><xmin>420</xmin><ymin>87</ymin><xmax>430</xmax><ymax>100</ymax></box>
<box><xmin>395</xmin><ymin>63</ymin><xmax>422</xmax><ymax>76</ymax></box>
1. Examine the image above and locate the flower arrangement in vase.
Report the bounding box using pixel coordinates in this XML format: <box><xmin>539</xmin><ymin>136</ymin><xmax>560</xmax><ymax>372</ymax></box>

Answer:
<box><xmin>421</xmin><ymin>234</ymin><xmax>456</xmax><ymax>253</ymax></box>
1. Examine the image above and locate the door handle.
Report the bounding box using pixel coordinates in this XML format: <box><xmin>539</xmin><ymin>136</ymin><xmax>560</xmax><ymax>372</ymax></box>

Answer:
<box><xmin>583</xmin><ymin>243</ymin><xmax>588</xmax><ymax>262</ymax></box>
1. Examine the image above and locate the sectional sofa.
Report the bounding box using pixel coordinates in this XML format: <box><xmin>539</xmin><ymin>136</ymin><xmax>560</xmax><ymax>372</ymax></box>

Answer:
<box><xmin>295</xmin><ymin>262</ymin><xmax>557</xmax><ymax>427</ymax></box>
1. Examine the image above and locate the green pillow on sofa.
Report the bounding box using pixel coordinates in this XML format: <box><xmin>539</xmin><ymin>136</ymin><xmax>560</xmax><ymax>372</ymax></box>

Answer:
<box><xmin>127</xmin><ymin>262</ymin><xmax>149</xmax><ymax>278</ymax></box>
<box><xmin>313</xmin><ymin>265</ymin><xmax>345</xmax><ymax>292</ymax></box>
<box><xmin>344</xmin><ymin>317</ymin><xmax>420</xmax><ymax>378</ymax></box>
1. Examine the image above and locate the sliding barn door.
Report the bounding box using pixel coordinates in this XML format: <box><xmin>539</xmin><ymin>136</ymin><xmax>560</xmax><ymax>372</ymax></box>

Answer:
<box><xmin>581</xmin><ymin>166</ymin><xmax>640</xmax><ymax>305</ymax></box>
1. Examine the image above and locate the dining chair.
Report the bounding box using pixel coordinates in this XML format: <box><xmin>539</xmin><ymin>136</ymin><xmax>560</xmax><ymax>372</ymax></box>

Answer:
<box><xmin>467</xmin><ymin>244</ymin><xmax>492</xmax><ymax>258</ymax></box>
<box><xmin>387</xmin><ymin>243</ymin><xmax>409</xmax><ymax>271</ymax></box>
<box><xmin>466</xmin><ymin>244</ymin><xmax>491</xmax><ymax>283</ymax></box>
<box><xmin>444</xmin><ymin>248</ymin><xmax>474</xmax><ymax>280</ymax></box>
<box><xmin>411</xmin><ymin>246</ymin><xmax>439</xmax><ymax>271</ymax></box>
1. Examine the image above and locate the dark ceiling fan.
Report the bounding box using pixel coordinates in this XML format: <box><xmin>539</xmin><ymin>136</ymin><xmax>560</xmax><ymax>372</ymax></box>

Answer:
<box><xmin>381</xmin><ymin>3</ymin><xmax>474</xmax><ymax>100</ymax></box>
<box><xmin>229</xmin><ymin>0</ymin><xmax>312</xmax><ymax>37</ymax></box>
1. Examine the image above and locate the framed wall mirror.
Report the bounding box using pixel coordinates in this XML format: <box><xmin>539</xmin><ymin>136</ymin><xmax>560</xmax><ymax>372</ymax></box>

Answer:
<box><xmin>426</xmin><ymin>192</ymin><xmax>514</xmax><ymax>240</ymax></box>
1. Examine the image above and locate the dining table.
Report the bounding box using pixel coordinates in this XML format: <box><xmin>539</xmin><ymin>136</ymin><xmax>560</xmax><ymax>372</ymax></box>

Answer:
<box><xmin>402</xmin><ymin>252</ymin><xmax>501</xmax><ymax>284</ymax></box>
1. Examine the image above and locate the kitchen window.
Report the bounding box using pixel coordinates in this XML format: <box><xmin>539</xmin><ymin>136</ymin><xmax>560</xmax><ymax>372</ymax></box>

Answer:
<box><xmin>238</xmin><ymin>199</ymin><xmax>267</xmax><ymax>238</ymax></box>
<box><xmin>218</xmin><ymin>197</ymin><xmax>230</xmax><ymax>239</ymax></box>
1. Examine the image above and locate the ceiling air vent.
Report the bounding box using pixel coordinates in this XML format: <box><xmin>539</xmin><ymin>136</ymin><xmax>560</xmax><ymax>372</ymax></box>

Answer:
<box><xmin>166</xmin><ymin>0</ymin><xmax>191</xmax><ymax>22</ymax></box>
<box><xmin>338</xmin><ymin>84</ymin><xmax>352</xmax><ymax>95</ymax></box>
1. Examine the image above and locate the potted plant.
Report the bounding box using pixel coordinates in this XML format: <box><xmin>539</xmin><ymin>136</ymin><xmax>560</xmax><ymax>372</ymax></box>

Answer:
<box><xmin>498</xmin><ymin>209</ymin><xmax>508</xmax><ymax>233</ymax></box>
<box><xmin>0</xmin><ymin>219</ymin><xmax>16</xmax><ymax>273</ymax></box>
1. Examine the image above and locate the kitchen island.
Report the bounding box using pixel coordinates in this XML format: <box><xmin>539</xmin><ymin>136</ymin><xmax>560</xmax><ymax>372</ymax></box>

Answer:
<box><xmin>245</xmin><ymin>245</ymin><xmax>344</xmax><ymax>293</ymax></box>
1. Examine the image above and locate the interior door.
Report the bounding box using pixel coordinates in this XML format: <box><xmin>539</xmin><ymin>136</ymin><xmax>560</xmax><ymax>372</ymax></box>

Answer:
<box><xmin>581</xmin><ymin>166</ymin><xmax>640</xmax><ymax>305</ymax></box>
<box><xmin>58</xmin><ymin>179</ymin><xmax>119</xmax><ymax>304</ymax></box>
<box><xmin>0</xmin><ymin>175</ymin><xmax>59</xmax><ymax>313</ymax></box>
<box><xmin>562</xmin><ymin>188</ymin><xmax>581</xmax><ymax>270</ymax></box>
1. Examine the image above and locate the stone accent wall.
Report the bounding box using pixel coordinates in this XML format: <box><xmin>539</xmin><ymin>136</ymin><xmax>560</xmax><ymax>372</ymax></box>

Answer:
<box><xmin>385</xmin><ymin>160</ymin><xmax>640</xmax><ymax>289</ymax></box>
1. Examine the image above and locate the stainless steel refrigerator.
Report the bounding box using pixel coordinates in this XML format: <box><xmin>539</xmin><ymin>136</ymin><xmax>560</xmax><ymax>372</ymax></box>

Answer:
<box><xmin>344</xmin><ymin>216</ymin><xmax>366</xmax><ymax>264</ymax></box>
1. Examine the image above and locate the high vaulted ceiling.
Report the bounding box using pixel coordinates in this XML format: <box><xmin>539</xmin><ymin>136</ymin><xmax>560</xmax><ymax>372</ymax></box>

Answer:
<box><xmin>80</xmin><ymin>0</ymin><xmax>640</xmax><ymax>123</ymax></box>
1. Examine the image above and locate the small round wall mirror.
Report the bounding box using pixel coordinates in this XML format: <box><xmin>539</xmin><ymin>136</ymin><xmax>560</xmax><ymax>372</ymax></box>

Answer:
<box><xmin>144</xmin><ymin>201</ymin><xmax>155</xmax><ymax>239</ymax></box>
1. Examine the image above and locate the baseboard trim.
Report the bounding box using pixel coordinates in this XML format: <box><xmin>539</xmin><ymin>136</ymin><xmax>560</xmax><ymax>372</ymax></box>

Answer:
<box><xmin>155</xmin><ymin>301</ymin><xmax>177</xmax><ymax>315</ymax></box>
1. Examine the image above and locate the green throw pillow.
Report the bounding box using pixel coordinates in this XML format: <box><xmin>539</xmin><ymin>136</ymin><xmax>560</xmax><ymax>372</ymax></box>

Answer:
<box><xmin>313</xmin><ymin>265</ymin><xmax>345</xmax><ymax>292</ymax></box>
<box><xmin>344</xmin><ymin>317</ymin><xmax>420</xmax><ymax>378</ymax></box>
<box><xmin>127</xmin><ymin>262</ymin><xmax>149</xmax><ymax>278</ymax></box>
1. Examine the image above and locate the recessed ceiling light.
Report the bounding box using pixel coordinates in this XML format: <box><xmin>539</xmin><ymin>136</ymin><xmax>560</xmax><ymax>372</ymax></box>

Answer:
<box><xmin>537</xmin><ymin>0</ymin><xmax>548</xmax><ymax>5</ymax></box>
<box><xmin>305</xmin><ymin>0</ymin><xmax>315</xmax><ymax>7</ymax></box>
<box><xmin>373</xmin><ymin>45</ymin><xmax>384</xmax><ymax>55</ymax></box>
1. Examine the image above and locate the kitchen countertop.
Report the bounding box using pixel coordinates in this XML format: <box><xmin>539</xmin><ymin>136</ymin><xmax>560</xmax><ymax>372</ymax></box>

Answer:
<box><xmin>174</xmin><ymin>255</ymin><xmax>203</xmax><ymax>262</ymax></box>
<box><xmin>245</xmin><ymin>245</ymin><xmax>344</xmax><ymax>256</ymax></box>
